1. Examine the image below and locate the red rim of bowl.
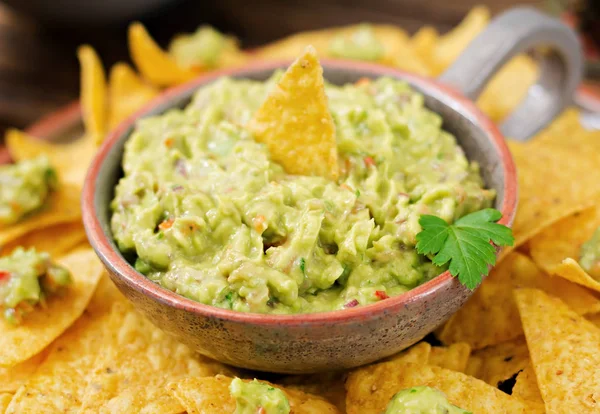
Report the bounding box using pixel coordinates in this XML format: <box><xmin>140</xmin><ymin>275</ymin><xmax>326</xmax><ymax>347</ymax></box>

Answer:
<box><xmin>82</xmin><ymin>59</ymin><xmax>518</xmax><ymax>326</ymax></box>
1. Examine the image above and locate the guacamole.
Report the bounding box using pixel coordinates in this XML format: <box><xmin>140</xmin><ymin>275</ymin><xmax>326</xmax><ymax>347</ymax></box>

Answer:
<box><xmin>111</xmin><ymin>75</ymin><xmax>494</xmax><ymax>314</ymax></box>
<box><xmin>229</xmin><ymin>378</ymin><xmax>290</xmax><ymax>414</ymax></box>
<box><xmin>0</xmin><ymin>156</ymin><xmax>57</xmax><ymax>225</ymax></box>
<box><xmin>0</xmin><ymin>248</ymin><xmax>72</xmax><ymax>324</ymax></box>
<box><xmin>384</xmin><ymin>387</ymin><xmax>471</xmax><ymax>414</ymax></box>
<box><xmin>579</xmin><ymin>226</ymin><xmax>600</xmax><ymax>279</ymax></box>
<box><xmin>169</xmin><ymin>26</ymin><xmax>238</xmax><ymax>69</ymax></box>
<box><xmin>329</xmin><ymin>24</ymin><xmax>385</xmax><ymax>61</ymax></box>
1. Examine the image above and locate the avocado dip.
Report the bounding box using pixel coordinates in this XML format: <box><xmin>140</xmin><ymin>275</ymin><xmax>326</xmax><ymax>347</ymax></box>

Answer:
<box><xmin>111</xmin><ymin>74</ymin><xmax>495</xmax><ymax>314</ymax></box>
<box><xmin>0</xmin><ymin>156</ymin><xmax>58</xmax><ymax>225</ymax></box>
<box><xmin>229</xmin><ymin>378</ymin><xmax>290</xmax><ymax>414</ymax></box>
<box><xmin>0</xmin><ymin>248</ymin><xmax>72</xmax><ymax>324</ymax></box>
<box><xmin>384</xmin><ymin>387</ymin><xmax>471</xmax><ymax>414</ymax></box>
<box><xmin>579</xmin><ymin>226</ymin><xmax>600</xmax><ymax>279</ymax></box>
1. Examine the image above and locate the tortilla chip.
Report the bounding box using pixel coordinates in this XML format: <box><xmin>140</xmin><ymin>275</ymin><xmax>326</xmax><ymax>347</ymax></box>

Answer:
<box><xmin>432</xmin><ymin>6</ymin><xmax>490</xmax><ymax>73</ymax></box>
<box><xmin>279</xmin><ymin>371</ymin><xmax>347</xmax><ymax>412</ymax></box>
<box><xmin>512</xmin><ymin>362</ymin><xmax>543</xmax><ymax>404</ymax></box>
<box><xmin>168</xmin><ymin>375</ymin><xmax>340</xmax><ymax>414</ymax></box>
<box><xmin>409</xmin><ymin>26</ymin><xmax>438</xmax><ymax>72</ymax></box>
<box><xmin>438</xmin><ymin>252</ymin><xmax>600</xmax><ymax>349</ymax></box>
<box><xmin>129</xmin><ymin>22</ymin><xmax>199</xmax><ymax>87</ymax></box>
<box><xmin>0</xmin><ymin>350</ymin><xmax>48</xmax><ymax>393</ymax></box>
<box><xmin>78</xmin><ymin>45</ymin><xmax>107</xmax><ymax>146</ymax></box>
<box><xmin>428</xmin><ymin>343</ymin><xmax>471</xmax><ymax>373</ymax></box>
<box><xmin>4</xmin><ymin>275</ymin><xmax>124</xmax><ymax>413</ymax></box>
<box><xmin>248</xmin><ymin>46</ymin><xmax>338</xmax><ymax>180</ymax></box>
<box><xmin>5</xmin><ymin>129</ymin><xmax>97</xmax><ymax>189</ymax></box>
<box><xmin>0</xmin><ymin>184</ymin><xmax>81</xmax><ymax>247</ymax></box>
<box><xmin>530</xmin><ymin>206</ymin><xmax>600</xmax><ymax>293</ymax></box>
<box><xmin>464</xmin><ymin>337</ymin><xmax>529</xmax><ymax>387</ymax></box>
<box><xmin>386</xmin><ymin>341</ymin><xmax>431</xmax><ymax>364</ymax></box>
<box><xmin>506</xmin><ymin>125</ymin><xmax>600</xmax><ymax>253</ymax></box>
<box><xmin>0</xmin><ymin>394</ymin><xmax>12</xmax><ymax>413</ymax></box>
<box><xmin>586</xmin><ymin>312</ymin><xmax>600</xmax><ymax>328</ymax></box>
<box><xmin>1</xmin><ymin>221</ymin><xmax>87</xmax><ymax>257</ymax></box>
<box><xmin>515</xmin><ymin>288</ymin><xmax>600</xmax><ymax>412</ymax></box>
<box><xmin>477</xmin><ymin>55</ymin><xmax>539</xmax><ymax>122</ymax></box>
<box><xmin>107</xmin><ymin>62</ymin><xmax>160</xmax><ymax>129</ymax></box>
<box><xmin>0</xmin><ymin>248</ymin><xmax>102</xmax><ymax>367</ymax></box>
<box><xmin>254</xmin><ymin>24</ymin><xmax>409</xmax><ymax>65</ymax></box>
<box><xmin>345</xmin><ymin>361</ymin><xmax>543</xmax><ymax>414</ymax></box>
<box><xmin>390</xmin><ymin>45</ymin><xmax>432</xmax><ymax>76</ymax></box>
<box><xmin>79</xmin><ymin>301</ymin><xmax>234</xmax><ymax>413</ymax></box>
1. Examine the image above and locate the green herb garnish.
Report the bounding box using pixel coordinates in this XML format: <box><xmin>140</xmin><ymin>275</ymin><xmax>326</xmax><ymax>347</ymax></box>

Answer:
<box><xmin>299</xmin><ymin>257</ymin><xmax>306</xmax><ymax>275</ymax></box>
<box><xmin>415</xmin><ymin>208</ymin><xmax>514</xmax><ymax>289</ymax></box>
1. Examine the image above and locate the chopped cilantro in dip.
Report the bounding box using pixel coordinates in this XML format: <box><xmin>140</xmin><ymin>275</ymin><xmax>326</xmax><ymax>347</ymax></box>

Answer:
<box><xmin>111</xmin><ymin>75</ymin><xmax>495</xmax><ymax>314</ymax></box>
<box><xmin>384</xmin><ymin>386</ymin><xmax>471</xmax><ymax>414</ymax></box>
<box><xmin>0</xmin><ymin>248</ymin><xmax>72</xmax><ymax>324</ymax></box>
<box><xmin>229</xmin><ymin>378</ymin><xmax>290</xmax><ymax>414</ymax></box>
<box><xmin>0</xmin><ymin>156</ymin><xmax>57</xmax><ymax>225</ymax></box>
<box><xmin>579</xmin><ymin>226</ymin><xmax>600</xmax><ymax>279</ymax></box>
<box><xmin>329</xmin><ymin>24</ymin><xmax>385</xmax><ymax>61</ymax></box>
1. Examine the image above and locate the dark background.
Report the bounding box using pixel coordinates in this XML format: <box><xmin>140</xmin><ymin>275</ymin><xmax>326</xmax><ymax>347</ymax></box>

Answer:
<box><xmin>0</xmin><ymin>0</ymin><xmax>549</xmax><ymax>134</ymax></box>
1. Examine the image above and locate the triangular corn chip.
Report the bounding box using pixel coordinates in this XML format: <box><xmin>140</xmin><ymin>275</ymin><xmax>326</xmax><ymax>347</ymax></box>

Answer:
<box><xmin>515</xmin><ymin>288</ymin><xmax>600</xmax><ymax>413</ymax></box>
<box><xmin>427</xmin><ymin>343</ymin><xmax>471</xmax><ymax>373</ymax></box>
<box><xmin>385</xmin><ymin>341</ymin><xmax>431</xmax><ymax>364</ymax></box>
<box><xmin>438</xmin><ymin>253</ymin><xmax>600</xmax><ymax>349</ymax></box>
<box><xmin>464</xmin><ymin>337</ymin><xmax>529</xmax><ymax>387</ymax></box>
<box><xmin>128</xmin><ymin>22</ymin><xmax>199</xmax><ymax>87</ymax></box>
<box><xmin>0</xmin><ymin>184</ymin><xmax>81</xmax><ymax>247</ymax></box>
<box><xmin>5</xmin><ymin>129</ymin><xmax>97</xmax><ymax>189</ymax></box>
<box><xmin>248</xmin><ymin>46</ymin><xmax>338</xmax><ymax>180</ymax></box>
<box><xmin>0</xmin><ymin>394</ymin><xmax>12</xmax><ymax>412</ymax></box>
<box><xmin>79</xmin><ymin>301</ymin><xmax>235</xmax><ymax>413</ymax></box>
<box><xmin>167</xmin><ymin>375</ymin><xmax>340</xmax><ymax>414</ymax></box>
<box><xmin>0</xmin><ymin>249</ymin><xmax>103</xmax><ymax>367</ymax></box>
<box><xmin>77</xmin><ymin>45</ymin><xmax>107</xmax><ymax>145</ymax></box>
<box><xmin>512</xmin><ymin>362</ymin><xmax>543</xmax><ymax>404</ymax></box>
<box><xmin>107</xmin><ymin>62</ymin><xmax>159</xmax><ymax>129</ymax></box>
<box><xmin>345</xmin><ymin>361</ymin><xmax>544</xmax><ymax>414</ymax></box>
<box><xmin>5</xmin><ymin>276</ymin><xmax>123</xmax><ymax>413</ymax></box>
<box><xmin>530</xmin><ymin>206</ymin><xmax>600</xmax><ymax>293</ymax></box>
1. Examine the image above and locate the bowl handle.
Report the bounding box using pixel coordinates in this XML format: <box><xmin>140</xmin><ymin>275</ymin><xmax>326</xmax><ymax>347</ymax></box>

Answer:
<box><xmin>438</xmin><ymin>7</ymin><xmax>583</xmax><ymax>141</ymax></box>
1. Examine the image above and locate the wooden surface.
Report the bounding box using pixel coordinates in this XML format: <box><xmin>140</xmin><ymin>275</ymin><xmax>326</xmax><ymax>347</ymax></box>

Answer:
<box><xmin>0</xmin><ymin>0</ymin><xmax>564</xmax><ymax>135</ymax></box>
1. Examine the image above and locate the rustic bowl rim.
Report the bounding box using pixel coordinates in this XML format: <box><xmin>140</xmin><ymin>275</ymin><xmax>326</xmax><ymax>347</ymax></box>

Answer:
<box><xmin>82</xmin><ymin>58</ymin><xmax>518</xmax><ymax>326</ymax></box>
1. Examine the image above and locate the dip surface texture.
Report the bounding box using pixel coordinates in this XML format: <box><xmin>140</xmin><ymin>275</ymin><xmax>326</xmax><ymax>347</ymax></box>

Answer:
<box><xmin>111</xmin><ymin>75</ymin><xmax>494</xmax><ymax>314</ymax></box>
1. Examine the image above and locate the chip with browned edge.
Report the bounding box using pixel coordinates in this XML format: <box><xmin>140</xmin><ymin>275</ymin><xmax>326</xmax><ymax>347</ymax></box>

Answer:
<box><xmin>0</xmin><ymin>248</ymin><xmax>103</xmax><ymax>367</ymax></box>
<box><xmin>247</xmin><ymin>46</ymin><xmax>339</xmax><ymax>181</ymax></box>
<box><xmin>167</xmin><ymin>375</ymin><xmax>340</xmax><ymax>414</ymax></box>
<box><xmin>515</xmin><ymin>288</ymin><xmax>600</xmax><ymax>413</ymax></box>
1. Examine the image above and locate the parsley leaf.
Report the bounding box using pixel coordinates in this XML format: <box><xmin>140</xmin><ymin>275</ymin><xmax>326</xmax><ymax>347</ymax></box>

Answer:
<box><xmin>416</xmin><ymin>208</ymin><xmax>514</xmax><ymax>289</ymax></box>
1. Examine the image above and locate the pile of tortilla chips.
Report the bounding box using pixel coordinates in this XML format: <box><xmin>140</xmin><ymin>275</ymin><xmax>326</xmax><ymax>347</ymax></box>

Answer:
<box><xmin>1</xmin><ymin>5</ymin><xmax>600</xmax><ymax>413</ymax></box>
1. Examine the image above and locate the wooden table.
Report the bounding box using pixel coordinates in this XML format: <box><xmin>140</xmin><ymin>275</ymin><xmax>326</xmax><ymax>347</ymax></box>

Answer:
<box><xmin>0</xmin><ymin>0</ymin><xmax>574</xmax><ymax>135</ymax></box>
